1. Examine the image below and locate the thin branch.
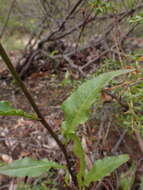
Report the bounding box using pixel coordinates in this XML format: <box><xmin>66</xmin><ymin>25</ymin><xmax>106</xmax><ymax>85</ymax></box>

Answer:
<box><xmin>102</xmin><ymin>89</ymin><xmax>129</xmax><ymax>112</ymax></box>
<box><xmin>0</xmin><ymin>42</ymin><xmax>78</xmax><ymax>188</ymax></box>
<box><xmin>38</xmin><ymin>0</ymin><xmax>85</xmax><ymax>47</ymax></box>
<box><xmin>59</xmin><ymin>0</ymin><xmax>84</xmax><ymax>31</ymax></box>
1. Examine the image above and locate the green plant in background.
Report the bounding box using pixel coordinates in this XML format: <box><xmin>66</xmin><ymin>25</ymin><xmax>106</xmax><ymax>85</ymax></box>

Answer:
<box><xmin>119</xmin><ymin>163</ymin><xmax>136</xmax><ymax>190</ymax></box>
<box><xmin>0</xmin><ymin>68</ymin><xmax>132</xmax><ymax>189</ymax></box>
<box><xmin>117</xmin><ymin>83</ymin><xmax>143</xmax><ymax>135</ymax></box>
<box><xmin>88</xmin><ymin>0</ymin><xmax>138</xmax><ymax>16</ymax></box>
<box><xmin>88</xmin><ymin>0</ymin><xmax>113</xmax><ymax>15</ymax></box>
<box><xmin>130</xmin><ymin>14</ymin><xmax>143</xmax><ymax>24</ymax></box>
<box><xmin>0</xmin><ymin>0</ymin><xmax>37</xmax><ymax>33</ymax></box>
<box><xmin>95</xmin><ymin>53</ymin><xmax>143</xmax><ymax>137</ymax></box>
<box><xmin>0</xmin><ymin>101</ymin><xmax>38</xmax><ymax>120</ymax></box>
<box><xmin>0</xmin><ymin>0</ymin><xmax>37</xmax><ymax>51</ymax></box>
<box><xmin>115</xmin><ymin>56</ymin><xmax>143</xmax><ymax>136</ymax></box>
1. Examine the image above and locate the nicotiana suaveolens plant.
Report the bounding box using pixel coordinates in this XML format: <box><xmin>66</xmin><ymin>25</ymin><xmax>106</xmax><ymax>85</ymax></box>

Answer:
<box><xmin>0</xmin><ymin>69</ymin><xmax>133</xmax><ymax>188</ymax></box>
<box><xmin>61</xmin><ymin>69</ymin><xmax>132</xmax><ymax>186</ymax></box>
<box><xmin>0</xmin><ymin>101</ymin><xmax>38</xmax><ymax>120</ymax></box>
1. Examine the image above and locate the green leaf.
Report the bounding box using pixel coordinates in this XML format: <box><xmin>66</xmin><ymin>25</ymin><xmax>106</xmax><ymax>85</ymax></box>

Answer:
<box><xmin>61</xmin><ymin>69</ymin><xmax>133</xmax><ymax>136</ymax></box>
<box><xmin>0</xmin><ymin>157</ymin><xmax>64</xmax><ymax>177</ymax></box>
<box><xmin>130</xmin><ymin>15</ymin><xmax>143</xmax><ymax>23</ymax></box>
<box><xmin>84</xmin><ymin>154</ymin><xmax>129</xmax><ymax>186</ymax></box>
<box><xmin>0</xmin><ymin>101</ymin><xmax>38</xmax><ymax>120</ymax></box>
<box><xmin>70</xmin><ymin>134</ymin><xmax>86</xmax><ymax>186</ymax></box>
<box><xmin>119</xmin><ymin>163</ymin><xmax>136</xmax><ymax>190</ymax></box>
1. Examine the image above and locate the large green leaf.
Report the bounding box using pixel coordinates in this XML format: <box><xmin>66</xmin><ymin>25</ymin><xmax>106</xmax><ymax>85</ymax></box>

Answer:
<box><xmin>0</xmin><ymin>157</ymin><xmax>64</xmax><ymax>177</ymax></box>
<box><xmin>84</xmin><ymin>154</ymin><xmax>129</xmax><ymax>186</ymax></box>
<box><xmin>0</xmin><ymin>101</ymin><xmax>38</xmax><ymax>120</ymax></box>
<box><xmin>61</xmin><ymin>69</ymin><xmax>133</xmax><ymax>136</ymax></box>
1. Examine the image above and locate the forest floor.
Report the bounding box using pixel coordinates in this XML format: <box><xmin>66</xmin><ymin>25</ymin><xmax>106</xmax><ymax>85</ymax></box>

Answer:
<box><xmin>0</xmin><ymin>51</ymin><xmax>143</xmax><ymax>190</ymax></box>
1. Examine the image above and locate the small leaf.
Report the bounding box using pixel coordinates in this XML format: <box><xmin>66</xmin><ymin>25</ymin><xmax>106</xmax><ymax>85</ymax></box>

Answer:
<box><xmin>61</xmin><ymin>69</ymin><xmax>133</xmax><ymax>136</ymax></box>
<box><xmin>84</xmin><ymin>154</ymin><xmax>129</xmax><ymax>186</ymax></box>
<box><xmin>0</xmin><ymin>101</ymin><xmax>38</xmax><ymax>120</ymax></box>
<box><xmin>71</xmin><ymin>134</ymin><xmax>86</xmax><ymax>186</ymax></box>
<box><xmin>0</xmin><ymin>157</ymin><xmax>64</xmax><ymax>177</ymax></box>
<box><xmin>119</xmin><ymin>163</ymin><xmax>136</xmax><ymax>190</ymax></box>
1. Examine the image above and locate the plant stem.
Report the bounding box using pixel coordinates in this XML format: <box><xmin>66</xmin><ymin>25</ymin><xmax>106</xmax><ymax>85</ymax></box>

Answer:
<box><xmin>0</xmin><ymin>42</ymin><xmax>78</xmax><ymax>188</ymax></box>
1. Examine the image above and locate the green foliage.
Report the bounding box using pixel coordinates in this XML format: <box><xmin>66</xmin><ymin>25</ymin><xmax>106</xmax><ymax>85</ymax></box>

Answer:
<box><xmin>0</xmin><ymin>0</ymin><xmax>141</xmax><ymax>188</ymax></box>
<box><xmin>130</xmin><ymin>14</ymin><xmax>143</xmax><ymax>24</ymax></box>
<box><xmin>84</xmin><ymin>155</ymin><xmax>129</xmax><ymax>186</ymax></box>
<box><xmin>61</xmin><ymin>69</ymin><xmax>132</xmax><ymax>187</ymax></box>
<box><xmin>0</xmin><ymin>101</ymin><xmax>38</xmax><ymax>120</ymax></box>
<box><xmin>88</xmin><ymin>0</ymin><xmax>113</xmax><ymax>14</ymax></box>
<box><xmin>0</xmin><ymin>70</ymin><xmax>133</xmax><ymax>188</ymax></box>
<box><xmin>120</xmin><ymin>81</ymin><xmax>143</xmax><ymax>135</ymax></box>
<box><xmin>61</xmin><ymin>69</ymin><xmax>133</xmax><ymax>137</ymax></box>
<box><xmin>70</xmin><ymin>134</ymin><xmax>86</xmax><ymax>186</ymax></box>
<box><xmin>119</xmin><ymin>0</ymin><xmax>137</xmax><ymax>9</ymax></box>
<box><xmin>0</xmin><ymin>0</ymin><xmax>37</xmax><ymax>33</ymax></box>
<box><xmin>116</xmin><ymin>64</ymin><xmax>143</xmax><ymax>135</ymax></box>
<box><xmin>119</xmin><ymin>163</ymin><xmax>136</xmax><ymax>190</ymax></box>
<box><xmin>0</xmin><ymin>157</ymin><xmax>64</xmax><ymax>177</ymax></box>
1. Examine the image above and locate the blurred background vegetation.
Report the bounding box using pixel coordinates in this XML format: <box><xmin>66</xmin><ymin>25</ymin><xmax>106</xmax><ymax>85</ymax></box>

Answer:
<box><xmin>0</xmin><ymin>0</ymin><xmax>143</xmax><ymax>50</ymax></box>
